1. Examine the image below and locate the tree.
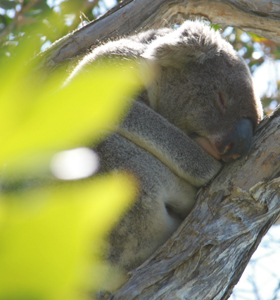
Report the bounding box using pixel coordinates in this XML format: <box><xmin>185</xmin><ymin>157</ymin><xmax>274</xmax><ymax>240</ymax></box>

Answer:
<box><xmin>111</xmin><ymin>110</ymin><xmax>280</xmax><ymax>299</ymax></box>
<box><xmin>4</xmin><ymin>0</ymin><xmax>280</xmax><ymax>299</ymax></box>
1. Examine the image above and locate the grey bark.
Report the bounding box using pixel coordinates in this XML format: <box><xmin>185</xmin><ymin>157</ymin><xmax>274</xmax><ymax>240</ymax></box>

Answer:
<box><xmin>36</xmin><ymin>0</ymin><xmax>280</xmax><ymax>76</ymax></box>
<box><xmin>110</xmin><ymin>105</ymin><xmax>280</xmax><ymax>300</ymax></box>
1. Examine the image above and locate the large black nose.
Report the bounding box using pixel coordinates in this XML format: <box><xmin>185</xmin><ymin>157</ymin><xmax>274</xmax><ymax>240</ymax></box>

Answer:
<box><xmin>215</xmin><ymin>119</ymin><xmax>254</xmax><ymax>162</ymax></box>
<box><xmin>227</xmin><ymin>118</ymin><xmax>253</xmax><ymax>156</ymax></box>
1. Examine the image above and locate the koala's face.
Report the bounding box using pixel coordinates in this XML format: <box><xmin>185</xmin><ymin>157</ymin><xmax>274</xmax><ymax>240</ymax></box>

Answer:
<box><xmin>156</xmin><ymin>53</ymin><xmax>263</xmax><ymax>162</ymax></box>
<box><xmin>143</xmin><ymin>21</ymin><xmax>263</xmax><ymax>162</ymax></box>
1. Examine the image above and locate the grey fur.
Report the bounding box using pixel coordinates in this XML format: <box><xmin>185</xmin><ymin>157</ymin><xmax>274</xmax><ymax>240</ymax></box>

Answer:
<box><xmin>67</xmin><ymin>21</ymin><xmax>263</xmax><ymax>272</ymax></box>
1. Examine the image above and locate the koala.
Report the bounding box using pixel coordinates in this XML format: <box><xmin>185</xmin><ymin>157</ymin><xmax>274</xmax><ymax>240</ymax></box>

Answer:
<box><xmin>67</xmin><ymin>21</ymin><xmax>263</xmax><ymax>273</ymax></box>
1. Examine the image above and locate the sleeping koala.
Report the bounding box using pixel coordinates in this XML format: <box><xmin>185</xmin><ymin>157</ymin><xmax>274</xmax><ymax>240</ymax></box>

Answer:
<box><xmin>67</xmin><ymin>21</ymin><xmax>263</xmax><ymax>272</ymax></box>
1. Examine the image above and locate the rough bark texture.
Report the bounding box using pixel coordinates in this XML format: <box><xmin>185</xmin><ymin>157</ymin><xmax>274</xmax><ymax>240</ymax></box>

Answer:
<box><xmin>110</xmin><ymin>105</ymin><xmax>280</xmax><ymax>300</ymax></box>
<box><xmin>36</xmin><ymin>0</ymin><xmax>280</xmax><ymax>76</ymax></box>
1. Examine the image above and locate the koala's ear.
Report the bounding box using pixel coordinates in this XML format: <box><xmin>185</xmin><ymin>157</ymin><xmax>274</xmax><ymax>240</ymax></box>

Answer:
<box><xmin>143</xmin><ymin>21</ymin><xmax>228</xmax><ymax>69</ymax></box>
<box><xmin>152</xmin><ymin>41</ymin><xmax>207</xmax><ymax>68</ymax></box>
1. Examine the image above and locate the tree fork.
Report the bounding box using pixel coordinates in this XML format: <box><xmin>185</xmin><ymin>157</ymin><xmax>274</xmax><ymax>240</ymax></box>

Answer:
<box><xmin>110</xmin><ymin>108</ymin><xmax>280</xmax><ymax>299</ymax></box>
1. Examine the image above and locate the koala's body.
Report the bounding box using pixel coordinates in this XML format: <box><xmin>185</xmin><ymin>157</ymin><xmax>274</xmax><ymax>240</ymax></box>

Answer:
<box><xmin>67</xmin><ymin>21</ymin><xmax>263</xmax><ymax>272</ymax></box>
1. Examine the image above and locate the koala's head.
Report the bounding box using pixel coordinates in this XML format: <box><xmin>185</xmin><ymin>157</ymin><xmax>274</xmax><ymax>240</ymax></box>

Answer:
<box><xmin>143</xmin><ymin>21</ymin><xmax>263</xmax><ymax>162</ymax></box>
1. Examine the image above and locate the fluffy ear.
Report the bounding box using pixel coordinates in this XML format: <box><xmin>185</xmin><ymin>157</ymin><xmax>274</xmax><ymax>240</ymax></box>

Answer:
<box><xmin>143</xmin><ymin>21</ymin><xmax>232</xmax><ymax>69</ymax></box>
<box><xmin>152</xmin><ymin>40</ymin><xmax>208</xmax><ymax>68</ymax></box>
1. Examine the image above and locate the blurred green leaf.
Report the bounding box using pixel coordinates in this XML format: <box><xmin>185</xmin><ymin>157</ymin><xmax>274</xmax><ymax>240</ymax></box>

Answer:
<box><xmin>211</xmin><ymin>24</ymin><xmax>221</xmax><ymax>31</ymax></box>
<box><xmin>248</xmin><ymin>32</ymin><xmax>267</xmax><ymax>43</ymax></box>
<box><xmin>0</xmin><ymin>173</ymin><xmax>137</xmax><ymax>300</ymax></box>
<box><xmin>0</xmin><ymin>19</ymin><xmax>144</xmax><ymax>299</ymax></box>
<box><xmin>0</xmin><ymin>4</ymin><xmax>147</xmax><ymax>300</ymax></box>
<box><xmin>0</xmin><ymin>59</ymin><xmax>149</xmax><ymax>172</ymax></box>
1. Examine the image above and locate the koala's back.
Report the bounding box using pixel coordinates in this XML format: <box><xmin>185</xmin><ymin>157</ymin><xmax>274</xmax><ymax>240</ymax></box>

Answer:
<box><xmin>96</xmin><ymin>133</ymin><xmax>197</xmax><ymax>271</ymax></box>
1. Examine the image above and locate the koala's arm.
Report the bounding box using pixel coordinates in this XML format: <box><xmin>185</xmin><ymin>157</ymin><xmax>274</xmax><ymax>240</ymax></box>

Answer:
<box><xmin>117</xmin><ymin>101</ymin><xmax>222</xmax><ymax>187</ymax></box>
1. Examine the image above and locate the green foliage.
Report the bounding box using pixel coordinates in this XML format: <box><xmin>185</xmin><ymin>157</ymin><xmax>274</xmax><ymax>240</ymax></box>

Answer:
<box><xmin>0</xmin><ymin>175</ymin><xmax>135</xmax><ymax>300</ymax></box>
<box><xmin>0</xmin><ymin>58</ymin><xmax>141</xmax><ymax>173</ymax></box>
<box><xmin>0</xmin><ymin>0</ymin><xmax>117</xmax><ymax>57</ymax></box>
<box><xmin>0</xmin><ymin>36</ymin><xmax>148</xmax><ymax>299</ymax></box>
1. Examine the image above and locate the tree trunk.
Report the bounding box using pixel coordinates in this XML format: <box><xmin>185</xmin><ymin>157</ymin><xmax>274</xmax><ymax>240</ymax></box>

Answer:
<box><xmin>110</xmin><ymin>104</ymin><xmax>280</xmax><ymax>300</ymax></box>
<box><xmin>35</xmin><ymin>1</ymin><xmax>280</xmax><ymax>298</ymax></box>
<box><xmin>36</xmin><ymin>0</ymin><xmax>280</xmax><ymax>76</ymax></box>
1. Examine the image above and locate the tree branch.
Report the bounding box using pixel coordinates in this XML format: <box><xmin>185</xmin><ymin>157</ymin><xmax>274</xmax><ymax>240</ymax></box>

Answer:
<box><xmin>110</xmin><ymin>106</ymin><xmax>280</xmax><ymax>300</ymax></box>
<box><xmin>35</xmin><ymin>0</ymin><xmax>280</xmax><ymax>76</ymax></box>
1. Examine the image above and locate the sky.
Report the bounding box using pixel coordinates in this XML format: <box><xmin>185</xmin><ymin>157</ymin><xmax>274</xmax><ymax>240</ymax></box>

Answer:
<box><xmin>230</xmin><ymin>225</ymin><xmax>280</xmax><ymax>300</ymax></box>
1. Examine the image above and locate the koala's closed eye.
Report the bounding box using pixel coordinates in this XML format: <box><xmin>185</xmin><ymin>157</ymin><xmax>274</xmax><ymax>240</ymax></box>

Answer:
<box><xmin>217</xmin><ymin>91</ymin><xmax>227</xmax><ymax>112</ymax></box>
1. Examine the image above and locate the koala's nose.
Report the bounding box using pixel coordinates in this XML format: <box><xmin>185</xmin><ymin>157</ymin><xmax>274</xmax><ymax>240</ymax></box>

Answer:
<box><xmin>215</xmin><ymin>119</ymin><xmax>254</xmax><ymax>162</ymax></box>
